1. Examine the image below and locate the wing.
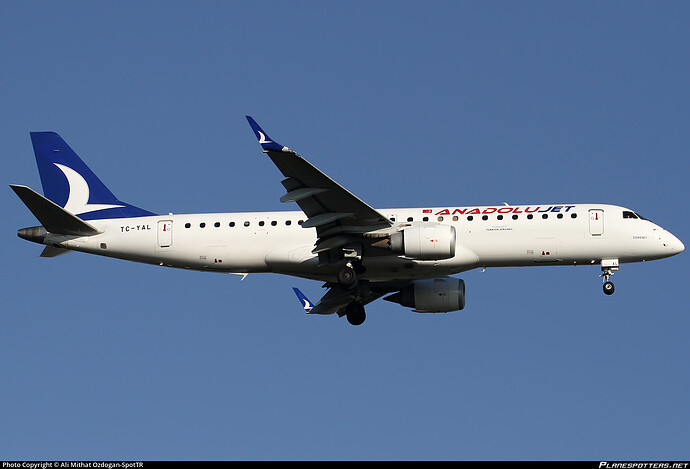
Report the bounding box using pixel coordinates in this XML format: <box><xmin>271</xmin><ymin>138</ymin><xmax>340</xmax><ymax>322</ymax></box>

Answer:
<box><xmin>298</xmin><ymin>282</ymin><xmax>398</xmax><ymax>316</ymax></box>
<box><xmin>246</xmin><ymin>116</ymin><xmax>392</xmax><ymax>265</ymax></box>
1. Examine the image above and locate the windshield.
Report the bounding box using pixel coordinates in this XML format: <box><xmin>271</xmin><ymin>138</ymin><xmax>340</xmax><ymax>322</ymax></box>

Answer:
<box><xmin>622</xmin><ymin>210</ymin><xmax>652</xmax><ymax>222</ymax></box>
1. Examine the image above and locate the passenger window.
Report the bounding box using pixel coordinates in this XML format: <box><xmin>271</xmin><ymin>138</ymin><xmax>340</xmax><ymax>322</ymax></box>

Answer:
<box><xmin>229</xmin><ymin>222</ymin><xmax>235</xmax><ymax>227</ymax></box>
<box><xmin>214</xmin><ymin>222</ymin><xmax>220</xmax><ymax>227</ymax></box>
<box><xmin>200</xmin><ymin>222</ymin><xmax>206</xmax><ymax>228</ymax></box>
<box><xmin>259</xmin><ymin>221</ymin><xmax>265</xmax><ymax>226</ymax></box>
<box><xmin>542</xmin><ymin>214</ymin><xmax>548</xmax><ymax>219</ymax></box>
<box><xmin>467</xmin><ymin>215</ymin><xmax>473</xmax><ymax>221</ymax></box>
<box><xmin>497</xmin><ymin>215</ymin><xmax>503</xmax><ymax>221</ymax></box>
<box><xmin>527</xmin><ymin>214</ymin><xmax>533</xmax><ymax>220</ymax></box>
<box><xmin>557</xmin><ymin>214</ymin><xmax>563</xmax><ymax>219</ymax></box>
<box><xmin>298</xmin><ymin>220</ymin><xmax>304</xmax><ymax>225</ymax></box>
<box><xmin>437</xmin><ymin>216</ymin><xmax>444</xmax><ymax>222</ymax></box>
<box><xmin>407</xmin><ymin>217</ymin><xmax>413</xmax><ymax>222</ymax></box>
<box><xmin>423</xmin><ymin>217</ymin><xmax>429</xmax><ymax>222</ymax></box>
<box><xmin>271</xmin><ymin>221</ymin><xmax>277</xmax><ymax>226</ymax></box>
<box><xmin>244</xmin><ymin>221</ymin><xmax>250</xmax><ymax>227</ymax></box>
<box><xmin>571</xmin><ymin>213</ymin><xmax>577</xmax><ymax>219</ymax></box>
<box><xmin>452</xmin><ymin>216</ymin><xmax>458</xmax><ymax>222</ymax></box>
<box><xmin>185</xmin><ymin>223</ymin><xmax>191</xmax><ymax>228</ymax></box>
<box><xmin>512</xmin><ymin>215</ymin><xmax>518</xmax><ymax>220</ymax></box>
<box><xmin>482</xmin><ymin>215</ymin><xmax>488</xmax><ymax>221</ymax></box>
<box><xmin>286</xmin><ymin>220</ymin><xmax>291</xmax><ymax>226</ymax></box>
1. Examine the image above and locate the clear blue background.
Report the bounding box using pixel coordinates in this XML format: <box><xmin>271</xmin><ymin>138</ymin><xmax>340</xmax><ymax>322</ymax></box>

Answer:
<box><xmin>2</xmin><ymin>1</ymin><xmax>688</xmax><ymax>461</ymax></box>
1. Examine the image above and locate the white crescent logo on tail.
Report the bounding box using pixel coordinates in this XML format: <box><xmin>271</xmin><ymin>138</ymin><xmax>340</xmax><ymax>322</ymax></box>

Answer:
<box><xmin>54</xmin><ymin>163</ymin><xmax>124</xmax><ymax>214</ymax></box>
<box><xmin>302</xmin><ymin>299</ymin><xmax>312</xmax><ymax>310</ymax></box>
<box><xmin>258</xmin><ymin>131</ymin><xmax>272</xmax><ymax>144</ymax></box>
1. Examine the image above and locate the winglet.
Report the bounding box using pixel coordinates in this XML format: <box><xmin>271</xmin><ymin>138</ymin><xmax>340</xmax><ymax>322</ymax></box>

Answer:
<box><xmin>292</xmin><ymin>287</ymin><xmax>314</xmax><ymax>313</ymax></box>
<box><xmin>245</xmin><ymin>116</ymin><xmax>293</xmax><ymax>153</ymax></box>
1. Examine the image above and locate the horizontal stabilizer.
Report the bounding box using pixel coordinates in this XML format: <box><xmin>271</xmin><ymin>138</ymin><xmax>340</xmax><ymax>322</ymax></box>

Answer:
<box><xmin>10</xmin><ymin>185</ymin><xmax>100</xmax><ymax>236</ymax></box>
<box><xmin>40</xmin><ymin>245</ymin><xmax>70</xmax><ymax>257</ymax></box>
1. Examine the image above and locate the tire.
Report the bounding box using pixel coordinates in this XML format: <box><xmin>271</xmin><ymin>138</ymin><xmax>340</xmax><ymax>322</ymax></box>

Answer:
<box><xmin>346</xmin><ymin>302</ymin><xmax>366</xmax><ymax>326</ymax></box>
<box><xmin>337</xmin><ymin>266</ymin><xmax>357</xmax><ymax>287</ymax></box>
<box><xmin>603</xmin><ymin>281</ymin><xmax>615</xmax><ymax>295</ymax></box>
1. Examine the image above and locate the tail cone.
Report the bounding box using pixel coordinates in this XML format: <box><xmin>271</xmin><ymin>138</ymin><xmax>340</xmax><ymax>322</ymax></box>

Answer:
<box><xmin>17</xmin><ymin>226</ymin><xmax>47</xmax><ymax>243</ymax></box>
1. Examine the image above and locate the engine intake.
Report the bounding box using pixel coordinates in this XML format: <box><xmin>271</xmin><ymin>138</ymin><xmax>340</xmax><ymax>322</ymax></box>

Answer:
<box><xmin>384</xmin><ymin>277</ymin><xmax>465</xmax><ymax>313</ymax></box>
<box><xmin>389</xmin><ymin>224</ymin><xmax>456</xmax><ymax>260</ymax></box>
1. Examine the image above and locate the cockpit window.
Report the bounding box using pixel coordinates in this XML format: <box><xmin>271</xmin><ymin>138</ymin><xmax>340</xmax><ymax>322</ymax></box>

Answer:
<box><xmin>623</xmin><ymin>211</ymin><xmax>652</xmax><ymax>221</ymax></box>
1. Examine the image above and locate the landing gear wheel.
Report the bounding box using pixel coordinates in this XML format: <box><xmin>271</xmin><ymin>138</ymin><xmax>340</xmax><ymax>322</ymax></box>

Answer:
<box><xmin>603</xmin><ymin>281</ymin><xmax>615</xmax><ymax>295</ymax></box>
<box><xmin>345</xmin><ymin>302</ymin><xmax>366</xmax><ymax>326</ymax></box>
<box><xmin>337</xmin><ymin>266</ymin><xmax>357</xmax><ymax>288</ymax></box>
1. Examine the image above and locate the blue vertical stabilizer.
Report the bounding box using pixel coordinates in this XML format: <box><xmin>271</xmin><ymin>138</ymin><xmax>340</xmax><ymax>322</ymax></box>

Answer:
<box><xmin>30</xmin><ymin>132</ymin><xmax>155</xmax><ymax>220</ymax></box>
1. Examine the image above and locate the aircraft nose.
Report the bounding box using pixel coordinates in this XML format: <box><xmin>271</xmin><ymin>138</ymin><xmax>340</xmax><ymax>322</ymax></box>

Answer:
<box><xmin>666</xmin><ymin>232</ymin><xmax>684</xmax><ymax>255</ymax></box>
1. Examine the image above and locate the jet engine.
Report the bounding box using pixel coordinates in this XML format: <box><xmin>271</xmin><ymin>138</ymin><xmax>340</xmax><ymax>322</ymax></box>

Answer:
<box><xmin>384</xmin><ymin>277</ymin><xmax>465</xmax><ymax>313</ymax></box>
<box><xmin>387</xmin><ymin>224</ymin><xmax>456</xmax><ymax>260</ymax></box>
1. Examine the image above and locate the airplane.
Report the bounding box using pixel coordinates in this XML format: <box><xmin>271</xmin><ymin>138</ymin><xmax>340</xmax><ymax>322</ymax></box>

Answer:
<box><xmin>11</xmin><ymin>117</ymin><xmax>685</xmax><ymax>325</ymax></box>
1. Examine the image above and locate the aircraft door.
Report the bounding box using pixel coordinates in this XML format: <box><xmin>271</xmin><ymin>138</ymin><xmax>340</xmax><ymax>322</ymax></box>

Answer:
<box><xmin>589</xmin><ymin>210</ymin><xmax>604</xmax><ymax>236</ymax></box>
<box><xmin>157</xmin><ymin>220</ymin><xmax>173</xmax><ymax>248</ymax></box>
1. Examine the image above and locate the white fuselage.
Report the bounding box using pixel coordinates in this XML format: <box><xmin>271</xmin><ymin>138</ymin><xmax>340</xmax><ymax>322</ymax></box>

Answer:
<box><xmin>40</xmin><ymin>203</ymin><xmax>684</xmax><ymax>282</ymax></box>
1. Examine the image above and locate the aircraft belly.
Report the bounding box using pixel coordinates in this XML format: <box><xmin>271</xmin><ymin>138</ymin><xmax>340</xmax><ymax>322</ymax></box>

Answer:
<box><xmin>465</xmin><ymin>226</ymin><xmax>588</xmax><ymax>266</ymax></box>
<box><xmin>265</xmin><ymin>244</ymin><xmax>320</xmax><ymax>275</ymax></box>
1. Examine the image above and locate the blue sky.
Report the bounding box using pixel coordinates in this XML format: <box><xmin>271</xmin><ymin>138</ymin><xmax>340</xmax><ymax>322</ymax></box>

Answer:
<box><xmin>2</xmin><ymin>1</ymin><xmax>689</xmax><ymax>461</ymax></box>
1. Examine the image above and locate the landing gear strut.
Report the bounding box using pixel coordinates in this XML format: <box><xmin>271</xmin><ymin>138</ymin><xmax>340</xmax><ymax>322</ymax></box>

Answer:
<box><xmin>600</xmin><ymin>259</ymin><xmax>619</xmax><ymax>296</ymax></box>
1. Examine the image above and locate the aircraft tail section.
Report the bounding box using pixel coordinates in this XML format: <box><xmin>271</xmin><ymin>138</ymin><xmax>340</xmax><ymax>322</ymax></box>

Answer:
<box><xmin>30</xmin><ymin>132</ymin><xmax>155</xmax><ymax>220</ymax></box>
<box><xmin>40</xmin><ymin>245</ymin><xmax>70</xmax><ymax>257</ymax></box>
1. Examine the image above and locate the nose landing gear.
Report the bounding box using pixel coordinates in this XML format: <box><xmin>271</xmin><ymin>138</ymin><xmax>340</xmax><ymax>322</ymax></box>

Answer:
<box><xmin>602</xmin><ymin>280</ymin><xmax>615</xmax><ymax>295</ymax></box>
<box><xmin>599</xmin><ymin>259</ymin><xmax>619</xmax><ymax>296</ymax></box>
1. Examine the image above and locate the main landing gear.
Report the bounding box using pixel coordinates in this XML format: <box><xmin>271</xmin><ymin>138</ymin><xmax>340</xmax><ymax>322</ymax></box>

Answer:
<box><xmin>337</xmin><ymin>261</ymin><xmax>367</xmax><ymax>325</ymax></box>
<box><xmin>337</xmin><ymin>264</ymin><xmax>357</xmax><ymax>288</ymax></box>
<box><xmin>599</xmin><ymin>259</ymin><xmax>619</xmax><ymax>296</ymax></box>
<box><xmin>337</xmin><ymin>260</ymin><xmax>365</xmax><ymax>289</ymax></box>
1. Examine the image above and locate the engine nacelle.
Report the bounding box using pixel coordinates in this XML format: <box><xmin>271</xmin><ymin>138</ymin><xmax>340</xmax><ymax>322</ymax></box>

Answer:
<box><xmin>389</xmin><ymin>224</ymin><xmax>456</xmax><ymax>260</ymax></box>
<box><xmin>384</xmin><ymin>278</ymin><xmax>465</xmax><ymax>313</ymax></box>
